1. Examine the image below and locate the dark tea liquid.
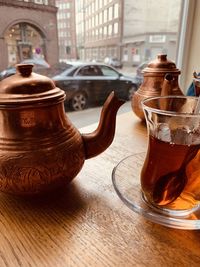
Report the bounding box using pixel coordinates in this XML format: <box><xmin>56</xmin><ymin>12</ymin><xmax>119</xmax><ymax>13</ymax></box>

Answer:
<box><xmin>141</xmin><ymin>135</ymin><xmax>200</xmax><ymax>206</ymax></box>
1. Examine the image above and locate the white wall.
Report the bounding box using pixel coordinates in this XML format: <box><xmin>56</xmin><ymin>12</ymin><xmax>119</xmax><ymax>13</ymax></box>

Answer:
<box><xmin>179</xmin><ymin>0</ymin><xmax>200</xmax><ymax>92</ymax></box>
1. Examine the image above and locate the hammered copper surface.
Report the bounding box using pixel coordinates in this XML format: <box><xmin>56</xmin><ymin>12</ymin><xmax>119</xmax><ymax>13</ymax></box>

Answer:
<box><xmin>0</xmin><ymin>64</ymin><xmax>124</xmax><ymax>195</ymax></box>
<box><xmin>132</xmin><ymin>54</ymin><xmax>183</xmax><ymax>120</ymax></box>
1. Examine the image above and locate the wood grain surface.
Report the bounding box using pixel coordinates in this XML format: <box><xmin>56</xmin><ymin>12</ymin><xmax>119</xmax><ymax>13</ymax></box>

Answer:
<box><xmin>0</xmin><ymin>111</ymin><xmax>199</xmax><ymax>267</ymax></box>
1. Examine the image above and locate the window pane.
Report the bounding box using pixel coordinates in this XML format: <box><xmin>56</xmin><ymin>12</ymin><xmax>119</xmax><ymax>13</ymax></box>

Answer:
<box><xmin>0</xmin><ymin>0</ymin><xmax>184</xmax><ymax>116</ymax></box>
<box><xmin>100</xmin><ymin>66</ymin><xmax>118</xmax><ymax>77</ymax></box>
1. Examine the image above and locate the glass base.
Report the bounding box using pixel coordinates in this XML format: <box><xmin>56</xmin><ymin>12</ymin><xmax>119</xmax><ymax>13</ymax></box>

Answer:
<box><xmin>112</xmin><ymin>153</ymin><xmax>200</xmax><ymax>230</ymax></box>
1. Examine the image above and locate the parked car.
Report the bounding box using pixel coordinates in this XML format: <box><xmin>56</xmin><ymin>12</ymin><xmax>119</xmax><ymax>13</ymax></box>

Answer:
<box><xmin>21</xmin><ymin>57</ymin><xmax>50</xmax><ymax>68</ymax></box>
<box><xmin>104</xmin><ymin>57</ymin><xmax>123</xmax><ymax>69</ymax></box>
<box><xmin>45</xmin><ymin>62</ymin><xmax>72</xmax><ymax>77</ymax></box>
<box><xmin>0</xmin><ymin>66</ymin><xmax>16</xmax><ymax>80</ymax></box>
<box><xmin>0</xmin><ymin>58</ymin><xmax>50</xmax><ymax>80</ymax></box>
<box><xmin>52</xmin><ymin>62</ymin><xmax>140</xmax><ymax>111</ymax></box>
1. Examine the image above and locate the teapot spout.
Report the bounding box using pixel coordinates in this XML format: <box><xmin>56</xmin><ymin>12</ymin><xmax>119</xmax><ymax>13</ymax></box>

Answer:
<box><xmin>161</xmin><ymin>73</ymin><xmax>183</xmax><ymax>97</ymax></box>
<box><xmin>161</xmin><ymin>73</ymin><xmax>174</xmax><ymax>96</ymax></box>
<box><xmin>82</xmin><ymin>92</ymin><xmax>125</xmax><ymax>159</ymax></box>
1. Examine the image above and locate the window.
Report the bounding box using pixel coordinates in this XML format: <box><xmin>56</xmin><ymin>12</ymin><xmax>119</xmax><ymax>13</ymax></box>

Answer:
<box><xmin>34</xmin><ymin>0</ymin><xmax>48</xmax><ymax>4</ymax></box>
<box><xmin>100</xmin><ymin>66</ymin><xmax>119</xmax><ymax>77</ymax></box>
<box><xmin>108</xmin><ymin>6</ymin><xmax>113</xmax><ymax>21</ymax></box>
<box><xmin>114</xmin><ymin>3</ymin><xmax>119</xmax><ymax>18</ymax></box>
<box><xmin>103</xmin><ymin>26</ymin><xmax>107</xmax><ymax>37</ymax></box>
<box><xmin>108</xmin><ymin>24</ymin><xmax>112</xmax><ymax>36</ymax></box>
<box><xmin>77</xmin><ymin>66</ymin><xmax>101</xmax><ymax>76</ymax></box>
<box><xmin>99</xmin><ymin>0</ymin><xmax>103</xmax><ymax>9</ymax></box>
<box><xmin>99</xmin><ymin>12</ymin><xmax>103</xmax><ymax>24</ymax></box>
<box><xmin>95</xmin><ymin>15</ymin><xmax>99</xmax><ymax>26</ymax></box>
<box><xmin>104</xmin><ymin>9</ymin><xmax>107</xmax><ymax>23</ymax></box>
<box><xmin>113</xmin><ymin>22</ymin><xmax>118</xmax><ymax>35</ymax></box>
<box><xmin>0</xmin><ymin>0</ymin><xmax>186</xmax><ymax>116</ymax></box>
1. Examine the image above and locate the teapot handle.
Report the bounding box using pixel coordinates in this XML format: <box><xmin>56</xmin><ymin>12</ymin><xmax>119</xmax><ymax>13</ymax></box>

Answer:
<box><xmin>193</xmin><ymin>71</ymin><xmax>199</xmax><ymax>79</ymax></box>
<box><xmin>193</xmin><ymin>71</ymin><xmax>200</xmax><ymax>96</ymax></box>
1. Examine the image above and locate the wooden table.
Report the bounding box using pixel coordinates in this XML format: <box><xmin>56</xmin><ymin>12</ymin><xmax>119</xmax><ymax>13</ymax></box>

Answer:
<box><xmin>0</xmin><ymin>111</ymin><xmax>200</xmax><ymax>267</ymax></box>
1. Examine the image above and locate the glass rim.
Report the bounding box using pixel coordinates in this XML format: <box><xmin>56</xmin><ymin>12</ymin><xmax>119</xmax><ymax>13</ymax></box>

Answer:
<box><xmin>142</xmin><ymin>95</ymin><xmax>200</xmax><ymax>117</ymax></box>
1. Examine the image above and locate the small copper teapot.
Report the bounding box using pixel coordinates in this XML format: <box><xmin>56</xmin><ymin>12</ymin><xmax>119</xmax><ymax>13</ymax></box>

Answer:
<box><xmin>132</xmin><ymin>54</ymin><xmax>183</xmax><ymax>120</ymax></box>
<box><xmin>0</xmin><ymin>64</ymin><xmax>124</xmax><ymax>195</ymax></box>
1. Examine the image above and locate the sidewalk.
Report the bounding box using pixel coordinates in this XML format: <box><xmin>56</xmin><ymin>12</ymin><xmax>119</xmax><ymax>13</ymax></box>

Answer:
<box><xmin>68</xmin><ymin>101</ymin><xmax>132</xmax><ymax>129</ymax></box>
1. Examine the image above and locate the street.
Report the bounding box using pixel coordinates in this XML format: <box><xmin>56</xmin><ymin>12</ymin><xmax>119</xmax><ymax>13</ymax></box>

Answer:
<box><xmin>65</xmin><ymin>65</ymin><xmax>136</xmax><ymax>129</ymax></box>
<box><xmin>66</xmin><ymin>66</ymin><xmax>137</xmax><ymax>129</ymax></box>
<box><xmin>67</xmin><ymin>100</ymin><xmax>132</xmax><ymax>129</ymax></box>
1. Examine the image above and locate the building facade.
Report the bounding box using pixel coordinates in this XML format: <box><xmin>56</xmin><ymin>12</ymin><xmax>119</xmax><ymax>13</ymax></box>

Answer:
<box><xmin>75</xmin><ymin>0</ymin><xmax>182</xmax><ymax>66</ymax></box>
<box><xmin>76</xmin><ymin>0</ymin><xmax>122</xmax><ymax>61</ymax></box>
<box><xmin>122</xmin><ymin>0</ymin><xmax>182</xmax><ymax>66</ymax></box>
<box><xmin>56</xmin><ymin>0</ymin><xmax>77</xmax><ymax>61</ymax></box>
<box><xmin>0</xmin><ymin>0</ymin><xmax>58</xmax><ymax>70</ymax></box>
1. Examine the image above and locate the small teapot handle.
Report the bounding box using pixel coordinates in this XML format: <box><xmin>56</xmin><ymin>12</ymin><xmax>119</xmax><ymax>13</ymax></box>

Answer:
<box><xmin>193</xmin><ymin>71</ymin><xmax>200</xmax><ymax>79</ymax></box>
<box><xmin>193</xmin><ymin>71</ymin><xmax>200</xmax><ymax>96</ymax></box>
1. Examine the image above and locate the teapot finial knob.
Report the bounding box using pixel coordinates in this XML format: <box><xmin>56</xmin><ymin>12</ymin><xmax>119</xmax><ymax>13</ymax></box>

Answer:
<box><xmin>157</xmin><ymin>54</ymin><xmax>167</xmax><ymax>61</ymax></box>
<box><xmin>16</xmin><ymin>64</ymin><xmax>34</xmax><ymax>77</ymax></box>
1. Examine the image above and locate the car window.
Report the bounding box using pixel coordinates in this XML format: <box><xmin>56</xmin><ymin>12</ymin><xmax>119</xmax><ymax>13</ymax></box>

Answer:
<box><xmin>59</xmin><ymin>66</ymin><xmax>77</xmax><ymax>77</ymax></box>
<box><xmin>100</xmin><ymin>66</ymin><xmax>119</xmax><ymax>77</ymax></box>
<box><xmin>76</xmin><ymin>65</ymin><xmax>101</xmax><ymax>76</ymax></box>
<box><xmin>139</xmin><ymin>63</ymin><xmax>148</xmax><ymax>70</ymax></box>
<box><xmin>67</xmin><ymin>68</ymin><xmax>78</xmax><ymax>76</ymax></box>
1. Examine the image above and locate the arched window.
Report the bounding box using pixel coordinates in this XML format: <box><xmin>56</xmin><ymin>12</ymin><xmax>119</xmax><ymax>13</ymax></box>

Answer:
<box><xmin>4</xmin><ymin>23</ymin><xmax>46</xmax><ymax>66</ymax></box>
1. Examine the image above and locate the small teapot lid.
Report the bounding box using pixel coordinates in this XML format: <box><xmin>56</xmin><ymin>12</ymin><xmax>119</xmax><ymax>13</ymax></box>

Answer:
<box><xmin>143</xmin><ymin>54</ymin><xmax>180</xmax><ymax>74</ymax></box>
<box><xmin>0</xmin><ymin>64</ymin><xmax>65</xmax><ymax>106</ymax></box>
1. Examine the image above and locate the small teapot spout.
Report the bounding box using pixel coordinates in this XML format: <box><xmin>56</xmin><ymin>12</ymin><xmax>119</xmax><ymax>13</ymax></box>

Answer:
<box><xmin>161</xmin><ymin>73</ymin><xmax>183</xmax><ymax>97</ymax></box>
<box><xmin>161</xmin><ymin>73</ymin><xmax>174</xmax><ymax>96</ymax></box>
<box><xmin>82</xmin><ymin>92</ymin><xmax>125</xmax><ymax>159</ymax></box>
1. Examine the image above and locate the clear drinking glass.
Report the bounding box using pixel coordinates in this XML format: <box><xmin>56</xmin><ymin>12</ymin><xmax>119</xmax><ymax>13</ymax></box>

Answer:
<box><xmin>141</xmin><ymin>96</ymin><xmax>200</xmax><ymax>217</ymax></box>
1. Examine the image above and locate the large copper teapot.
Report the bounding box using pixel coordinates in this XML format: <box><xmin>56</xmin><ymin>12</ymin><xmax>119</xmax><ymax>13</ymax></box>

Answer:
<box><xmin>0</xmin><ymin>64</ymin><xmax>124</xmax><ymax>195</ymax></box>
<box><xmin>132</xmin><ymin>54</ymin><xmax>183</xmax><ymax>120</ymax></box>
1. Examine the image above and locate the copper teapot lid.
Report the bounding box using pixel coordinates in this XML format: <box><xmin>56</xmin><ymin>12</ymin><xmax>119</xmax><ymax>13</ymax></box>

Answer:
<box><xmin>0</xmin><ymin>64</ymin><xmax>65</xmax><ymax>105</ymax></box>
<box><xmin>143</xmin><ymin>54</ymin><xmax>180</xmax><ymax>74</ymax></box>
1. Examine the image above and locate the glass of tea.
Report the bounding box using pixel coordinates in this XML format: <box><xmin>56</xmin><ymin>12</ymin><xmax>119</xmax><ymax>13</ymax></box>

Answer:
<box><xmin>141</xmin><ymin>95</ymin><xmax>200</xmax><ymax>217</ymax></box>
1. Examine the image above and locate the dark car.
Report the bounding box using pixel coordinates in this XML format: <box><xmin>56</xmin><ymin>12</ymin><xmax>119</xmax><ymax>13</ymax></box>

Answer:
<box><xmin>0</xmin><ymin>66</ymin><xmax>16</xmax><ymax>80</ymax></box>
<box><xmin>53</xmin><ymin>62</ymin><xmax>140</xmax><ymax>111</ymax></box>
